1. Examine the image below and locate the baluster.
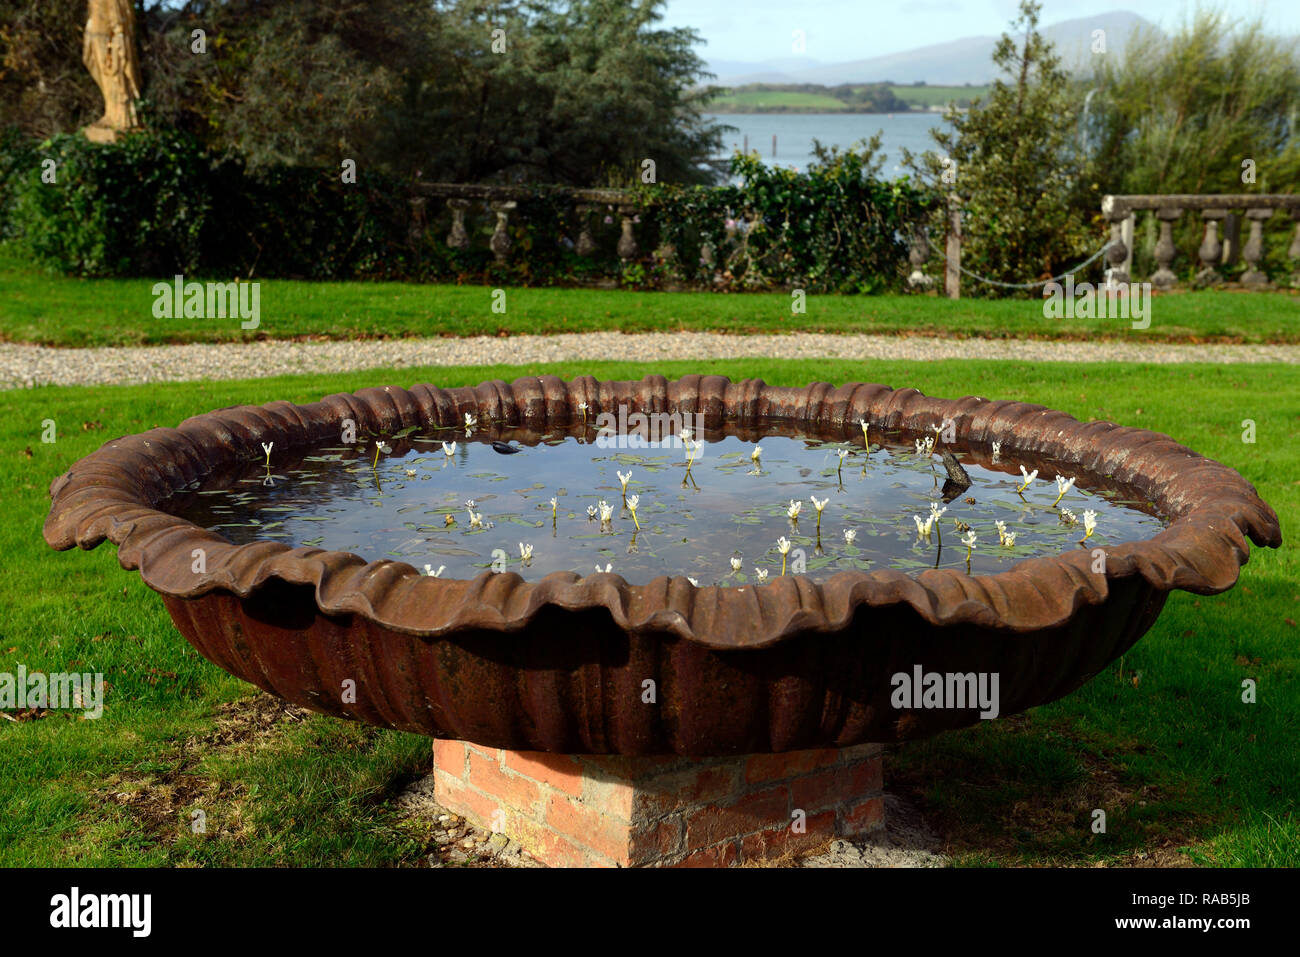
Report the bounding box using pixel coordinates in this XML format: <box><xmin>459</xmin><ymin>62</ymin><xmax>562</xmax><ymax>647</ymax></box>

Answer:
<box><xmin>907</xmin><ymin>224</ymin><xmax>934</xmax><ymax>290</ymax></box>
<box><xmin>1151</xmin><ymin>207</ymin><xmax>1182</xmax><ymax>290</ymax></box>
<box><xmin>408</xmin><ymin>196</ymin><xmax>427</xmax><ymax>250</ymax></box>
<box><xmin>489</xmin><ymin>200</ymin><xmax>516</xmax><ymax>263</ymax></box>
<box><xmin>1240</xmin><ymin>208</ymin><xmax>1273</xmax><ymax>288</ymax></box>
<box><xmin>574</xmin><ymin>204</ymin><xmax>596</xmax><ymax>256</ymax></box>
<box><xmin>1104</xmin><ymin>209</ymin><xmax>1129</xmax><ymax>287</ymax></box>
<box><xmin>1288</xmin><ymin>208</ymin><xmax>1300</xmax><ymax>288</ymax></box>
<box><xmin>1195</xmin><ymin>208</ymin><xmax>1226</xmax><ymax>287</ymax></box>
<box><xmin>446</xmin><ymin>199</ymin><xmax>470</xmax><ymax>250</ymax></box>
<box><xmin>616</xmin><ymin>206</ymin><xmax>639</xmax><ymax>262</ymax></box>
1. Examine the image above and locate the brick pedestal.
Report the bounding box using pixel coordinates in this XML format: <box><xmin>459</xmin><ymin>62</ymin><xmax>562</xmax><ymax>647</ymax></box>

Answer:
<box><xmin>431</xmin><ymin>740</ymin><xmax>884</xmax><ymax>867</ymax></box>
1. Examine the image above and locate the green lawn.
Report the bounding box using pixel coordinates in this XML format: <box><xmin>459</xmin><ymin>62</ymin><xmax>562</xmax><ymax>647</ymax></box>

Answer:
<box><xmin>2</xmin><ymin>358</ymin><xmax>1295</xmax><ymax>866</ymax></box>
<box><xmin>2</xmin><ymin>252</ymin><xmax>1298</xmax><ymax>347</ymax></box>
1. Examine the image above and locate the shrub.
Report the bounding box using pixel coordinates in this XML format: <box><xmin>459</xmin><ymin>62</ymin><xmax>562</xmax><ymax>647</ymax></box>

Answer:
<box><xmin>10</xmin><ymin>128</ymin><xmax>212</xmax><ymax>277</ymax></box>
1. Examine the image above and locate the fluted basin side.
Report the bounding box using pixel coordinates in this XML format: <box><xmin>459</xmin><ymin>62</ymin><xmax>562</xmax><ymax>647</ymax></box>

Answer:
<box><xmin>43</xmin><ymin>375</ymin><xmax>1281</xmax><ymax>753</ymax></box>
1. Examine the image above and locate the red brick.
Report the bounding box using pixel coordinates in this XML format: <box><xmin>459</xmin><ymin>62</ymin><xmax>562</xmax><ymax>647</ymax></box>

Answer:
<box><xmin>740</xmin><ymin>810</ymin><xmax>835</xmax><ymax>861</ymax></box>
<box><xmin>468</xmin><ymin>751</ymin><xmax>542</xmax><ymax>815</ymax></box>
<box><xmin>466</xmin><ymin>742</ymin><xmax>500</xmax><ymax>762</ymax></box>
<box><xmin>530</xmin><ymin>826</ymin><xmax>598</xmax><ymax>869</ymax></box>
<box><xmin>629</xmin><ymin>815</ymin><xmax>684</xmax><ymax>862</ymax></box>
<box><xmin>579</xmin><ymin>775</ymin><xmax>638</xmax><ymax>821</ymax></box>
<box><xmin>683</xmin><ymin>786</ymin><xmax>789</xmax><ymax>852</ymax></box>
<box><xmin>504</xmin><ymin>750</ymin><xmax>585</xmax><ymax>797</ymax></box>
<box><xmin>432</xmin><ymin>739</ymin><xmax>467</xmax><ymax>779</ymax></box>
<box><xmin>790</xmin><ymin>757</ymin><xmax>882</xmax><ymax>813</ymax></box>
<box><xmin>636</xmin><ymin>764</ymin><xmax>740</xmax><ymax>817</ymax></box>
<box><xmin>673</xmin><ymin>841</ymin><xmax>740</xmax><ymax>868</ymax></box>
<box><xmin>842</xmin><ymin>796</ymin><xmax>885</xmax><ymax>836</ymax></box>
<box><xmin>545</xmin><ymin>795</ymin><xmax>631</xmax><ymax>865</ymax></box>
<box><xmin>836</xmin><ymin>742</ymin><xmax>883</xmax><ymax>764</ymax></box>
<box><xmin>433</xmin><ymin>768</ymin><xmax>502</xmax><ymax>828</ymax></box>
<box><xmin>744</xmin><ymin>749</ymin><xmax>838</xmax><ymax>784</ymax></box>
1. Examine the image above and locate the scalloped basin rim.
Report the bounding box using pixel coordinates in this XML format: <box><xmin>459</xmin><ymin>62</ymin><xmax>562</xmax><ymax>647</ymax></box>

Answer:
<box><xmin>44</xmin><ymin>375</ymin><xmax>1282</xmax><ymax>652</ymax></box>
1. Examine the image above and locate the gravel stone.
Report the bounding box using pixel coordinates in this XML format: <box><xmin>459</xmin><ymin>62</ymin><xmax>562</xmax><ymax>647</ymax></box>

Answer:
<box><xmin>4</xmin><ymin>332</ymin><xmax>1297</xmax><ymax>390</ymax></box>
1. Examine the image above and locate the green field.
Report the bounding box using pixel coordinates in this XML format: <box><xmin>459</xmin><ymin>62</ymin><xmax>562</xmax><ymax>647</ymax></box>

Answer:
<box><xmin>3</xmin><ymin>252</ymin><xmax>1298</xmax><ymax>347</ymax></box>
<box><xmin>705</xmin><ymin>88</ymin><xmax>853</xmax><ymax>112</ymax></box>
<box><xmin>889</xmin><ymin>84</ymin><xmax>988</xmax><ymax>108</ymax></box>
<box><xmin>2</xmin><ymin>358</ymin><xmax>1294</xmax><ymax>866</ymax></box>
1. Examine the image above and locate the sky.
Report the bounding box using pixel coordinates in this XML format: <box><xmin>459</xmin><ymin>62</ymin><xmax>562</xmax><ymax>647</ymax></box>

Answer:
<box><xmin>657</xmin><ymin>0</ymin><xmax>1300</xmax><ymax>64</ymax></box>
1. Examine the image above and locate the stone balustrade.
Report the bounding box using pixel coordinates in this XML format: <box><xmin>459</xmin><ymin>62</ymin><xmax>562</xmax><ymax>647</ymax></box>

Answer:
<box><xmin>1102</xmin><ymin>194</ymin><xmax>1300</xmax><ymax>289</ymax></box>
<box><xmin>412</xmin><ymin>182</ymin><xmax>644</xmax><ymax>263</ymax></box>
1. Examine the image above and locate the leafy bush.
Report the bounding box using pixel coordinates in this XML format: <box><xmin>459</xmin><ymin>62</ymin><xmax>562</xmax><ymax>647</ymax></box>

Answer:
<box><xmin>1</xmin><ymin>127</ymin><xmax>925</xmax><ymax>292</ymax></box>
<box><xmin>10</xmin><ymin>128</ymin><xmax>212</xmax><ymax>277</ymax></box>
<box><xmin>644</xmin><ymin>138</ymin><xmax>932</xmax><ymax>293</ymax></box>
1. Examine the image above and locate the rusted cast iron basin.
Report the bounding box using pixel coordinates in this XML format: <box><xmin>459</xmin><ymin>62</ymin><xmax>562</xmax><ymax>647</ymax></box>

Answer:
<box><xmin>43</xmin><ymin>376</ymin><xmax>1280</xmax><ymax>755</ymax></box>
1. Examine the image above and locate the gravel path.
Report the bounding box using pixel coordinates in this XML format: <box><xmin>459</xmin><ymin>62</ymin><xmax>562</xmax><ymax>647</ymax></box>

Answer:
<box><xmin>4</xmin><ymin>332</ymin><xmax>1298</xmax><ymax>389</ymax></box>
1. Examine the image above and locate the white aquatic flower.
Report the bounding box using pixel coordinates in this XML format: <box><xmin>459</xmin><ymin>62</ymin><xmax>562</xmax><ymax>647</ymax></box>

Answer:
<box><xmin>1082</xmin><ymin>509</ymin><xmax>1098</xmax><ymax>539</ymax></box>
<box><xmin>519</xmin><ymin>542</ymin><xmax>533</xmax><ymax>561</ymax></box>
<box><xmin>843</xmin><ymin>528</ymin><xmax>857</xmax><ymax>545</ymax></box>
<box><xmin>811</xmin><ymin>496</ymin><xmax>828</xmax><ymax>513</ymax></box>
<box><xmin>1060</xmin><ymin>506</ymin><xmax>1078</xmax><ymax>526</ymax></box>
<box><xmin>423</xmin><ymin>564</ymin><xmax>445</xmax><ymax>577</ymax></box>
<box><xmin>776</xmin><ymin>536</ymin><xmax>792</xmax><ymax>555</ymax></box>
<box><xmin>836</xmin><ymin>449</ymin><xmax>850</xmax><ymax>465</ymax></box>
<box><xmin>617</xmin><ymin>470</ymin><xmax>632</xmax><ymax>493</ymax></box>
<box><xmin>928</xmin><ymin>503</ymin><xmax>947</xmax><ymax>523</ymax></box>
<box><xmin>755</xmin><ymin>568</ymin><xmax>769</xmax><ymax>583</ymax></box>
<box><xmin>914</xmin><ymin>514</ymin><xmax>933</xmax><ymax>539</ymax></box>
<box><xmin>464</xmin><ymin>499</ymin><xmax>476</xmax><ymax>510</ymax></box>
<box><xmin>858</xmin><ymin>418</ymin><xmax>869</xmax><ymax>439</ymax></box>
<box><xmin>995</xmin><ymin>520</ymin><xmax>1009</xmax><ymax>546</ymax></box>
<box><xmin>464</xmin><ymin>412</ymin><xmax>477</xmax><ymax>428</ymax></box>
<box><xmin>787</xmin><ymin>499</ymin><xmax>802</xmax><ymax>520</ymax></box>
<box><xmin>598</xmin><ymin>500</ymin><xmax>614</xmax><ymax>523</ymax></box>
<box><xmin>1052</xmin><ymin>474</ymin><xmax>1076</xmax><ymax>507</ymax></box>
<box><xmin>549</xmin><ymin>496</ymin><xmax>558</xmax><ymax>517</ymax></box>
<box><xmin>468</xmin><ymin>511</ymin><xmax>482</xmax><ymax>528</ymax></box>
<box><xmin>594</xmin><ymin>562</ymin><xmax>611</xmax><ymax>573</ymax></box>
<box><xmin>991</xmin><ymin>440</ymin><xmax>1002</xmax><ymax>460</ymax></box>
<box><xmin>586</xmin><ymin>504</ymin><xmax>598</xmax><ymax>518</ymax></box>
<box><xmin>442</xmin><ymin>441</ymin><xmax>456</xmax><ymax>456</ymax></box>
<box><xmin>404</xmin><ymin>469</ymin><xmax>417</xmax><ymax>477</ymax></box>
<box><xmin>962</xmin><ymin>530</ymin><xmax>977</xmax><ymax>548</ymax></box>
<box><xmin>751</xmin><ymin>445</ymin><xmax>763</xmax><ymax>462</ymax></box>
<box><xmin>1017</xmin><ymin>466</ymin><xmax>1038</xmax><ymax>492</ymax></box>
<box><xmin>578</xmin><ymin>401</ymin><xmax>589</xmax><ymax>418</ymax></box>
<box><xmin>261</xmin><ymin>441</ymin><xmax>274</xmax><ymax>464</ymax></box>
<box><xmin>678</xmin><ymin>427</ymin><xmax>693</xmax><ymax>444</ymax></box>
<box><xmin>1003</xmin><ymin>531</ymin><xmax>1017</xmax><ymax>546</ymax></box>
<box><xmin>687</xmin><ymin>577</ymin><xmax>700</xmax><ymax>587</ymax></box>
<box><xmin>626</xmin><ymin>493</ymin><xmax>642</xmax><ymax>530</ymax></box>
<box><xmin>730</xmin><ymin>556</ymin><xmax>742</xmax><ymax>572</ymax></box>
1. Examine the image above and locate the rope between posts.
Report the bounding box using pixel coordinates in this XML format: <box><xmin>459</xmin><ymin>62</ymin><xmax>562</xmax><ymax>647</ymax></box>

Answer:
<box><xmin>923</xmin><ymin>236</ymin><xmax>1116</xmax><ymax>289</ymax></box>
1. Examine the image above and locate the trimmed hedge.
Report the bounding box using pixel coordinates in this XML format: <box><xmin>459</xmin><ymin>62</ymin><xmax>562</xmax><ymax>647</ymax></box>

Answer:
<box><xmin>3</xmin><ymin>128</ymin><xmax>931</xmax><ymax>292</ymax></box>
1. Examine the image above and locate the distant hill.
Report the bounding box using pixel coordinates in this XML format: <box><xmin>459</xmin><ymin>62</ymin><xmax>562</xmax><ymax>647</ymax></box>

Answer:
<box><xmin>706</xmin><ymin>10</ymin><xmax>1157</xmax><ymax>86</ymax></box>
